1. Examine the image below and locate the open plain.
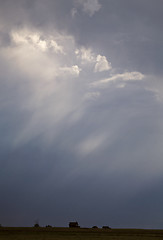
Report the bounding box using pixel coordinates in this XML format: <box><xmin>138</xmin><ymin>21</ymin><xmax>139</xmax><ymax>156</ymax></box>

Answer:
<box><xmin>0</xmin><ymin>227</ymin><xmax>163</xmax><ymax>240</ymax></box>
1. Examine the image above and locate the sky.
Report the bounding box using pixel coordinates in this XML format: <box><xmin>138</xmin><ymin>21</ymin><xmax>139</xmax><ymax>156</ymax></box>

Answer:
<box><xmin>0</xmin><ymin>0</ymin><xmax>163</xmax><ymax>229</ymax></box>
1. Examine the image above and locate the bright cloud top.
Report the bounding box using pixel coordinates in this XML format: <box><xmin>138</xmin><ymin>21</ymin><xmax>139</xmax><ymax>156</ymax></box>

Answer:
<box><xmin>75</xmin><ymin>47</ymin><xmax>111</xmax><ymax>72</ymax></box>
<box><xmin>94</xmin><ymin>55</ymin><xmax>112</xmax><ymax>72</ymax></box>
<box><xmin>11</xmin><ymin>29</ymin><xmax>65</xmax><ymax>54</ymax></box>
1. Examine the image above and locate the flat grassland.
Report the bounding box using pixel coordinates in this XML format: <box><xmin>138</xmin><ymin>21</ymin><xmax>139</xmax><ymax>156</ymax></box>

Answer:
<box><xmin>0</xmin><ymin>227</ymin><xmax>163</xmax><ymax>240</ymax></box>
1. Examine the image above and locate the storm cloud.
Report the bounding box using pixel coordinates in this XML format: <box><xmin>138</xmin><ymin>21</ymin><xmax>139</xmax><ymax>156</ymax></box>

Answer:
<box><xmin>0</xmin><ymin>0</ymin><xmax>163</xmax><ymax>228</ymax></box>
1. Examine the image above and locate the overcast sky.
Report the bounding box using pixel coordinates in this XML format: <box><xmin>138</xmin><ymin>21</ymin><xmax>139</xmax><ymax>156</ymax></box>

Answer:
<box><xmin>0</xmin><ymin>0</ymin><xmax>163</xmax><ymax>229</ymax></box>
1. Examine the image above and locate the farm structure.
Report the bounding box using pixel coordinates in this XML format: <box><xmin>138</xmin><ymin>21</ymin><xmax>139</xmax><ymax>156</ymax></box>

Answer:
<box><xmin>69</xmin><ymin>221</ymin><xmax>80</xmax><ymax>228</ymax></box>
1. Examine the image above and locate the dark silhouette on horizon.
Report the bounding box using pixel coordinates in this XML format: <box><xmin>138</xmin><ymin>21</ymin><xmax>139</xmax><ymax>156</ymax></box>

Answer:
<box><xmin>69</xmin><ymin>221</ymin><xmax>80</xmax><ymax>228</ymax></box>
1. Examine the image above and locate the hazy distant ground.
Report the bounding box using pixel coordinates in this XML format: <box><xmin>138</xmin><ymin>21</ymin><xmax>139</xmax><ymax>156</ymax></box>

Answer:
<box><xmin>0</xmin><ymin>227</ymin><xmax>163</xmax><ymax>240</ymax></box>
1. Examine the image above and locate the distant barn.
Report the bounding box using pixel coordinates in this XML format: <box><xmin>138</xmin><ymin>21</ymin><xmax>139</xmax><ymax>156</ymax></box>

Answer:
<box><xmin>69</xmin><ymin>221</ymin><xmax>80</xmax><ymax>228</ymax></box>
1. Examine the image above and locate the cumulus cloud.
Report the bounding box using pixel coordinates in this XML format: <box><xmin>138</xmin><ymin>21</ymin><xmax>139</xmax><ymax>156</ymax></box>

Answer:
<box><xmin>59</xmin><ymin>65</ymin><xmax>81</xmax><ymax>77</ymax></box>
<box><xmin>11</xmin><ymin>29</ymin><xmax>65</xmax><ymax>54</ymax></box>
<box><xmin>75</xmin><ymin>47</ymin><xmax>111</xmax><ymax>73</ymax></box>
<box><xmin>94</xmin><ymin>54</ymin><xmax>112</xmax><ymax>72</ymax></box>
<box><xmin>50</xmin><ymin>40</ymin><xmax>65</xmax><ymax>54</ymax></box>
<box><xmin>75</xmin><ymin>47</ymin><xmax>95</xmax><ymax>63</ymax></box>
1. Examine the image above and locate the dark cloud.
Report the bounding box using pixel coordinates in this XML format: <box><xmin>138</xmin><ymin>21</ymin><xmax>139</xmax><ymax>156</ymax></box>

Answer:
<box><xmin>0</xmin><ymin>0</ymin><xmax>163</xmax><ymax>229</ymax></box>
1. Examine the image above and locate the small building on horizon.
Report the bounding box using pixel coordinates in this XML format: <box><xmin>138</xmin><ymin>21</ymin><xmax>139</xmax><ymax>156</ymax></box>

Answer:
<box><xmin>69</xmin><ymin>221</ymin><xmax>80</xmax><ymax>228</ymax></box>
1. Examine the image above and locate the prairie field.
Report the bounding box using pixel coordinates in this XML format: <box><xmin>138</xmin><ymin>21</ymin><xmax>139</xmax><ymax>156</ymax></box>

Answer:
<box><xmin>0</xmin><ymin>227</ymin><xmax>163</xmax><ymax>240</ymax></box>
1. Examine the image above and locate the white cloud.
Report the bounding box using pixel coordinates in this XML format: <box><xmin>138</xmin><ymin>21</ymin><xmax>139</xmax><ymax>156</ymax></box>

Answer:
<box><xmin>75</xmin><ymin>48</ymin><xmax>111</xmax><ymax>73</ymax></box>
<box><xmin>92</xmin><ymin>71</ymin><xmax>145</xmax><ymax>87</ymax></box>
<box><xmin>77</xmin><ymin>0</ymin><xmax>101</xmax><ymax>17</ymax></box>
<box><xmin>59</xmin><ymin>65</ymin><xmax>81</xmax><ymax>77</ymax></box>
<box><xmin>119</xmin><ymin>72</ymin><xmax>145</xmax><ymax>81</ymax></box>
<box><xmin>37</xmin><ymin>39</ymin><xmax>47</xmax><ymax>52</ymax></box>
<box><xmin>94</xmin><ymin>54</ymin><xmax>112</xmax><ymax>72</ymax></box>
<box><xmin>11</xmin><ymin>29</ymin><xmax>65</xmax><ymax>54</ymax></box>
<box><xmin>75</xmin><ymin>47</ymin><xmax>95</xmax><ymax>64</ymax></box>
<box><xmin>1</xmin><ymin>27</ymin><xmax>88</xmax><ymax>146</ymax></box>
<box><xmin>50</xmin><ymin>40</ymin><xmax>65</xmax><ymax>54</ymax></box>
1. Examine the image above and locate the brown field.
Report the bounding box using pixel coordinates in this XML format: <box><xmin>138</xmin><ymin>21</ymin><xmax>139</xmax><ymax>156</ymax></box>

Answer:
<box><xmin>0</xmin><ymin>227</ymin><xmax>163</xmax><ymax>240</ymax></box>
